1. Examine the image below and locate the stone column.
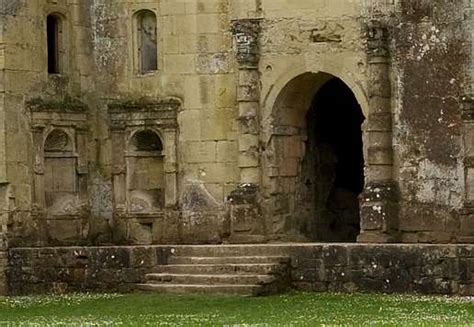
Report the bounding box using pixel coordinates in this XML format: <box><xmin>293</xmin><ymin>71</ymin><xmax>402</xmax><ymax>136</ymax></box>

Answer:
<box><xmin>228</xmin><ymin>19</ymin><xmax>265</xmax><ymax>243</ymax></box>
<box><xmin>32</xmin><ymin>125</ymin><xmax>46</xmax><ymax>211</ymax></box>
<box><xmin>460</xmin><ymin>97</ymin><xmax>474</xmax><ymax>243</ymax></box>
<box><xmin>358</xmin><ymin>21</ymin><xmax>399</xmax><ymax>243</ymax></box>
<box><xmin>0</xmin><ymin>183</ymin><xmax>9</xmax><ymax>295</ymax></box>
<box><xmin>459</xmin><ymin>0</ymin><xmax>474</xmax><ymax>243</ymax></box>
<box><xmin>111</xmin><ymin>128</ymin><xmax>126</xmax><ymax>213</ymax></box>
<box><xmin>163</xmin><ymin>129</ymin><xmax>178</xmax><ymax>208</ymax></box>
<box><xmin>231</xmin><ymin>18</ymin><xmax>262</xmax><ymax>185</ymax></box>
<box><xmin>0</xmin><ymin>232</ymin><xmax>7</xmax><ymax>295</ymax></box>
<box><xmin>76</xmin><ymin>128</ymin><xmax>89</xmax><ymax>210</ymax></box>
<box><xmin>110</xmin><ymin>127</ymin><xmax>127</xmax><ymax>241</ymax></box>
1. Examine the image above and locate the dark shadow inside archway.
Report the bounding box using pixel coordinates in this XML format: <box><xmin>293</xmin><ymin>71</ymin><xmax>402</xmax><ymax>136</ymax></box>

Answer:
<box><xmin>300</xmin><ymin>78</ymin><xmax>365</xmax><ymax>242</ymax></box>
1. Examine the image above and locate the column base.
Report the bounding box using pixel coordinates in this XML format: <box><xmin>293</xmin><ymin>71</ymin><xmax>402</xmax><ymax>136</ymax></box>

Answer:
<box><xmin>458</xmin><ymin>205</ymin><xmax>474</xmax><ymax>243</ymax></box>
<box><xmin>228</xmin><ymin>234</ymin><xmax>267</xmax><ymax>244</ymax></box>
<box><xmin>227</xmin><ymin>184</ymin><xmax>265</xmax><ymax>241</ymax></box>
<box><xmin>359</xmin><ymin>181</ymin><xmax>399</xmax><ymax>242</ymax></box>
<box><xmin>357</xmin><ymin>231</ymin><xmax>399</xmax><ymax>243</ymax></box>
<box><xmin>0</xmin><ymin>235</ymin><xmax>7</xmax><ymax>296</ymax></box>
<box><xmin>457</xmin><ymin>236</ymin><xmax>474</xmax><ymax>244</ymax></box>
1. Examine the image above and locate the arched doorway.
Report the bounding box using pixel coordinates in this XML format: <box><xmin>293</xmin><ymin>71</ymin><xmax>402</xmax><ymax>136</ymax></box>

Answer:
<box><xmin>265</xmin><ymin>72</ymin><xmax>366</xmax><ymax>242</ymax></box>
<box><xmin>301</xmin><ymin>78</ymin><xmax>365</xmax><ymax>242</ymax></box>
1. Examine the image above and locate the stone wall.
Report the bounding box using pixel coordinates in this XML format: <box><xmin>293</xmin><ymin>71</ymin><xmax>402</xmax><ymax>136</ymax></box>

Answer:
<box><xmin>0</xmin><ymin>0</ymin><xmax>238</xmax><ymax>247</ymax></box>
<box><xmin>392</xmin><ymin>0</ymin><xmax>469</xmax><ymax>243</ymax></box>
<box><xmin>8</xmin><ymin>246</ymin><xmax>169</xmax><ymax>295</ymax></box>
<box><xmin>8</xmin><ymin>244</ymin><xmax>474</xmax><ymax>296</ymax></box>
<box><xmin>291</xmin><ymin>244</ymin><xmax>474</xmax><ymax>295</ymax></box>
<box><xmin>0</xmin><ymin>0</ymin><xmax>473</xmax><ymax>247</ymax></box>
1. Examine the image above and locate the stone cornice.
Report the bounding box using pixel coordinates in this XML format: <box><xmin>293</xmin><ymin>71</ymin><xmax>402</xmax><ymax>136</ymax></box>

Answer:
<box><xmin>26</xmin><ymin>97</ymin><xmax>88</xmax><ymax>113</ymax></box>
<box><xmin>107</xmin><ymin>97</ymin><xmax>182</xmax><ymax>114</ymax></box>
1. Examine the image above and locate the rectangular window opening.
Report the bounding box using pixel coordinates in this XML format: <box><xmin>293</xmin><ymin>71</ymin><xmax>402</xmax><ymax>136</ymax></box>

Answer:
<box><xmin>47</xmin><ymin>15</ymin><xmax>60</xmax><ymax>74</ymax></box>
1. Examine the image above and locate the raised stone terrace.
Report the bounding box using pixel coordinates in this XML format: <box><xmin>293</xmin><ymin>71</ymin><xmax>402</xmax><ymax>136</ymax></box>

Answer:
<box><xmin>6</xmin><ymin>244</ymin><xmax>474</xmax><ymax>296</ymax></box>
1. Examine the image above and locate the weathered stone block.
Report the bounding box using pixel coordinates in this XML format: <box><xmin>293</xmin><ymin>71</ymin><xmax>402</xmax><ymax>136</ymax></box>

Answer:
<box><xmin>129</xmin><ymin>247</ymin><xmax>157</xmax><ymax>268</ymax></box>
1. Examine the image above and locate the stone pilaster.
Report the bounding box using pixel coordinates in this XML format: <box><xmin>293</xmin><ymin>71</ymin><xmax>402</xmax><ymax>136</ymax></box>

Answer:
<box><xmin>460</xmin><ymin>96</ymin><xmax>474</xmax><ymax>243</ymax></box>
<box><xmin>228</xmin><ymin>19</ymin><xmax>265</xmax><ymax>243</ymax></box>
<box><xmin>231</xmin><ymin>18</ymin><xmax>262</xmax><ymax>185</ymax></box>
<box><xmin>0</xmin><ymin>183</ymin><xmax>9</xmax><ymax>295</ymax></box>
<box><xmin>31</xmin><ymin>125</ymin><xmax>46</xmax><ymax>211</ymax></box>
<box><xmin>459</xmin><ymin>1</ymin><xmax>474</xmax><ymax>243</ymax></box>
<box><xmin>0</xmin><ymin>233</ymin><xmax>7</xmax><ymax>295</ymax></box>
<box><xmin>162</xmin><ymin>129</ymin><xmax>178</xmax><ymax>208</ymax></box>
<box><xmin>358</xmin><ymin>21</ymin><xmax>399</xmax><ymax>243</ymax></box>
<box><xmin>466</xmin><ymin>0</ymin><xmax>474</xmax><ymax>93</ymax></box>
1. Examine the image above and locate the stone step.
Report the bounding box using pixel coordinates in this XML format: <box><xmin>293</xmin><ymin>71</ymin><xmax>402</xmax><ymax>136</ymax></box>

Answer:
<box><xmin>145</xmin><ymin>273</ymin><xmax>276</xmax><ymax>285</ymax></box>
<box><xmin>136</xmin><ymin>283</ymin><xmax>262</xmax><ymax>296</ymax></box>
<box><xmin>169</xmin><ymin>245</ymin><xmax>292</xmax><ymax>257</ymax></box>
<box><xmin>154</xmin><ymin>263</ymin><xmax>286</xmax><ymax>275</ymax></box>
<box><xmin>168</xmin><ymin>256</ymin><xmax>290</xmax><ymax>265</ymax></box>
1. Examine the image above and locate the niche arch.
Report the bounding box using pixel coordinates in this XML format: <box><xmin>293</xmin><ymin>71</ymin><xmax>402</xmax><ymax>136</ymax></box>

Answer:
<box><xmin>44</xmin><ymin>129</ymin><xmax>73</xmax><ymax>152</ymax></box>
<box><xmin>129</xmin><ymin>129</ymin><xmax>163</xmax><ymax>152</ymax></box>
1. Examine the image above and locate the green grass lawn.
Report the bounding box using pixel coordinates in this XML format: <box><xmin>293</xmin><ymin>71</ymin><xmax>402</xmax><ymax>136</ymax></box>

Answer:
<box><xmin>0</xmin><ymin>292</ymin><xmax>473</xmax><ymax>326</ymax></box>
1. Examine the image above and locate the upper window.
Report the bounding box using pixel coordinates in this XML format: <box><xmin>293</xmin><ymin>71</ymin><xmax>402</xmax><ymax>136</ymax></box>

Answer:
<box><xmin>47</xmin><ymin>14</ymin><xmax>63</xmax><ymax>74</ymax></box>
<box><xmin>136</xmin><ymin>10</ymin><xmax>158</xmax><ymax>73</ymax></box>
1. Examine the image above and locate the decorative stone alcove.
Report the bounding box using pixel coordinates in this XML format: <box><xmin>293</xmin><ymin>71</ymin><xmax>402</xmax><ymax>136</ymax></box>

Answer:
<box><xmin>108</xmin><ymin>98</ymin><xmax>180</xmax><ymax>244</ymax></box>
<box><xmin>27</xmin><ymin>98</ymin><xmax>89</xmax><ymax>244</ymax></box>
<box><xmin>127</xmin><ymin>130</ymin><xmax>165</xmax><ymax>213</ymax></box>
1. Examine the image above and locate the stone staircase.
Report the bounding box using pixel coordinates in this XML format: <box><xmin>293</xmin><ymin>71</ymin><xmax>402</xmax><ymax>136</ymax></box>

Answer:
<box><xmin>136</xmin><ymin>246</ymin><xmax>291</xmax><ymax>296</ymax></box>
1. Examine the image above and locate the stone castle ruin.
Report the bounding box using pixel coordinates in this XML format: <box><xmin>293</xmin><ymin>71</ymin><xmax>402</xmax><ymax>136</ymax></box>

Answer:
<box><xmin>1</xmin><ymin>0</ymin><xmax>474</xmax><ymax>296</ymax></box>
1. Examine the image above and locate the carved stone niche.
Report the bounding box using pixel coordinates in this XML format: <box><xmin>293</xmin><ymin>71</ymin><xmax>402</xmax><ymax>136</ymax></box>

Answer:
<box><xmin>27</xmin><ymin>97</ymin><xmax>89</xmax><ymax>243</ymax></box>
<box><xmin>127</xmin><ymin>130</ymin><xmax>165</xmax><ymax>213</ymax></box>
<box><xmin>108</xmin><ymin>98</ymin><xmax>180</xmax><ymax>222</ymax></box>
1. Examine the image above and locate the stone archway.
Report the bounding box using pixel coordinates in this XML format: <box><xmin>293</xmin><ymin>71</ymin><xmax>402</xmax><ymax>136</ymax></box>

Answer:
<box><xmin>262</xmin><ymin>72</ymin><xmax>367</xmax><ymax>242</ymax></box>
<box><xmin>302</xmin><ymin>78</ymin><xmax>365</xmax><ymax>241</ymax></box>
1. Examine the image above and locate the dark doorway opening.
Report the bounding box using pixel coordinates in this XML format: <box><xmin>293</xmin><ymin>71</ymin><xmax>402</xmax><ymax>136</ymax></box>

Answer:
<box><xmin>301</xmin><ymin>78</ymin><xmax>365</xmax><ymax>242</ymax></box>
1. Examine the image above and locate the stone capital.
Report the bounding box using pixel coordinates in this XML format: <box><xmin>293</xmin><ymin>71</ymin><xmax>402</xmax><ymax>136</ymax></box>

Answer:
<box><xmin>365</xmin><ymin>20</ymin><xmax>390</xmax><ymax>59</ymax></box>
<box><xmin>231</xmin><ymin>18</ymin><xmax>262</xmax><ymax>66</ymax></box>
